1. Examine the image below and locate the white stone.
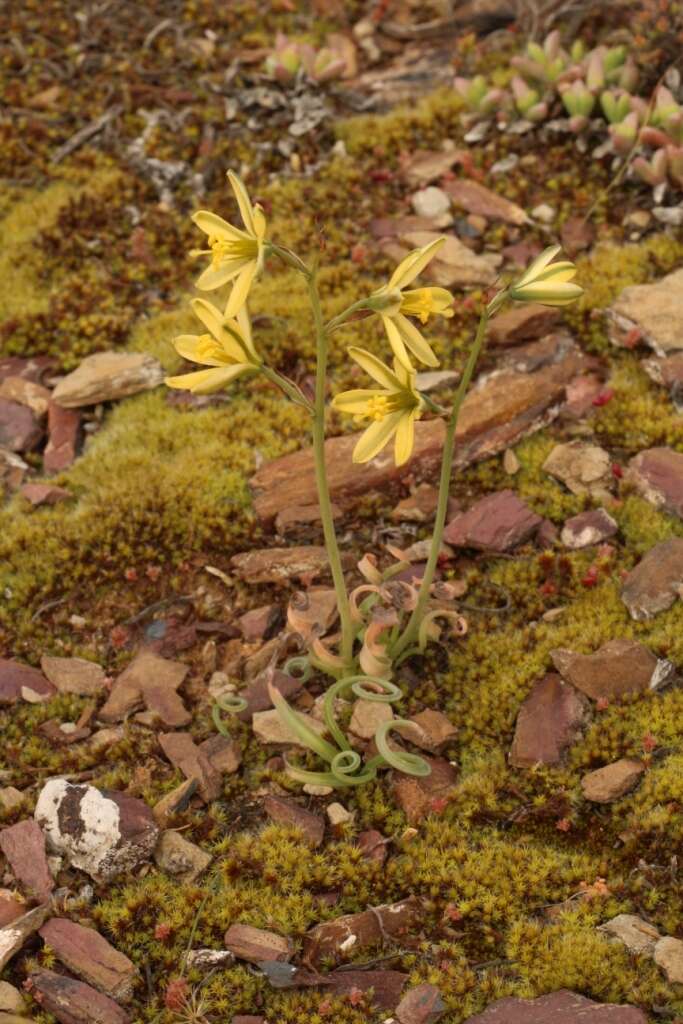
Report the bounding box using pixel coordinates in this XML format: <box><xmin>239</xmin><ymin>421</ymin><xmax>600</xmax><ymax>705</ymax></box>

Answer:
<box><xmin>411</xmin><ymin>186</ymin><xmax>451</xmax><ymax>221</ymax></box>
<box><xmin>531</xmin><ymin>203</ymin><xmax>556</xmax><ymax>223</ymax></box>
<box><xmin>654</xmin><ymin>935</ymin><xmax>683</xmax><ymax>983</ymax></box>
<box><xmin>598</xmin><ymin>913</ymin><xmax>660</xmax><ymax>955</ymax></box>
<box><xmin>326</xmin><ymin>802</ymin><xmax>355</xmax><ymax>826</ymax></box>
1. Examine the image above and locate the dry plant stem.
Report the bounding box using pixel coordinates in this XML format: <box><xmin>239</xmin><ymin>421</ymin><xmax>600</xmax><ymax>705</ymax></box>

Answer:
<box><xmin>392</xmin><ymin>308</ymin><xmax>490</xmax><ymax>660</ymax></box>
<box><xmin>308</xmin><ymin>272</ymin><xmax>354</xmax><ymax>665</ymax></box>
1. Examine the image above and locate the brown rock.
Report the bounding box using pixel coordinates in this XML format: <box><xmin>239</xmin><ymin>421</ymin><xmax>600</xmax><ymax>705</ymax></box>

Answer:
<box><xmin>30</xmin><ymin>969</ymin><xmax>130</xmax><ymax>1024</ymax></box>
<box><xmin>488</xmin><ymin>304</ymin><xmax>561</xmax><ymax>346</ymax></box>
<box><xmin>0</xmin><ymin>660</ymin><xmax>55</xmax><ymax>706</ymax></box>
<box><xmin>391</xmin><ymin>484</ymin><xmax>440</xmax><ymax>523</ymax></box>
<box><xmin>402</xmin><ymin>709</ymin><xmax>458</xmax><ymax>753</ymax></box>
<box><xmin>560</xmin><ymin>216</ymin><xmax>595</xmax><ymax>256</ymax></box>
<box><xmin>232</xmin><ymin>1018</ymin><xmax>266</xmax><ymax>1024</ymax></box>
<box><xmin>39</xmin><ymin>918</ymin><xmax>138</xmax><ymax>1002</ymax></box>
<box><xmin>274</xmin><ymin>502</ymin><xmax>342</xmax><ymax>537</ymax></box>
<box><xmin>251</xmin><ymin>337</ymin><xmax>584</xmax><ymax>522</ymax></box>
<box><xmin>0</xmin><ymin>376</ymin><xmax>50</xmax><ymax>417</ymax></box>
<box><xmin>396</xmin><ymin>982</ymin><xmax>446</xmax><ymax>1024</ymax></box>
<box><xmin>402</xmin><ymin>149</ymin><xmax>467</xmax><ymax>187</ymax></box>
<box><xmin>509</xmin><ymin>674</ymin><xmax>588</xmax><ymax>767</ymax></box>
<box><xmin>43</xmin><ymin>400</ymin><xmax>80</xmax><ymax>473</ymax></box>
<box><xmin>581</xmin><ymin>759</ymin><xmax>645</xmax><ymax>803</ymax></box>
<box><xmin>39</xmin><ymin>719</ymin><xmax>91</xmax><ymax>746</ymax></box>
<box><xmin>349</xmin><ymin>698</ymin><xmax>394</xmax><ymax>740</ymax></box>
<box><xmin>154</xmin><ymin>830</ymin><xmax>212</xmax><ymax>882</ymax></box>
<box><xmin>443</xmin><ymin>179</ymin><xmax>527</xmax><ymax>225</ymax></box>
<box><xmin>444</xmin><ymin>489</ymin><xmax>542</xmax><ymax>552</ymax></box>
<box><xmin>0</xmin><ymin>448</ymin><xmax>27</xmax><ymax>497</ymax></box>
<box><xmin>622</xmin><ymin>538</ymin><xmax>683</xmax><ymax>620</ymax></box>
<box><xmin>392</xmin><ymin>757</ymin><xmax>457</xmax><ymax>824</ymax></box>
<box><xmin>252</xmin><ymin>708</ymin><xmax>327</xmax><ymax>748</ymax></box>
<box><xmin>40</xmin><ymin>656</ymin><xmax>106</xmax><ymax>697</ymax></box>
<box><xmin>324</xmin><ymin>969</ymin><xmax>407</xmax><ymax>1010</ymax></box>
<box><xmin>654</xmin><ymin>936</ymin><xmax>683</xmax><ymax>983</ymax></box>
<box><xmin>158</xmin><ymin>733</ymin><xmax>222</xmax><ymax>802</ymax></box>
<box><xmin>152</xmin><ymin>779</ymin><xmax>197</xmax><ymax>827</ymax></box>
<box><xmin>52</xmin><ymin>352</ymin><xmax>164</xmax><ymax>408</ymax></box>
<box><xmin>643</xmin><ymin>352</ymin><xmax>683</xmax><ymax>389</ymax></box>
<box><xmin>562</xmin><ymin>374</ymin><xmax>605</xmax><ymax>419</ymax></box>
<box><xmin>608</xmin><ymin>268</ymin><xmax>683</xmax><ymax>357</ymax></box>
<box><xmin>463</xmin><ymin>990</ymin><xmax>647</xmax><ymax>1024</ymax></box>
<box><xmin>224</xmin><ymin>923</ymin><xmax>293</xmax><ymax>965</ymax></box>
<box><xmin>626</xmin><ymin>447</ymin><xmax>683</xmax><ymax>518</ymax></box>
<box><xmin>0</xmin><ymin>789</ymin><xmax>23</xmax><ymax>814</ymax></box>
<box><xmin>231</xmin><ymin>546</ymin><xmax>352</xmax><ymax>585</ymax></box>
<box><xmin>238</xmin><ymin>604</ymin><xmax>282</xmax><ymax>643</ymax></box>
<box><xmin>543</xmin><ymin>441</ymin><xmax>612</xmax><ymax>498</ymax></box>
<box><xmin>100</xmin><ymin>651</ymin><xmax>190</xmax><ymax>727</ymax></box>
<box><xmin>560</xmin><ymin>509</ymin><xmax>618</xmax><ymax>549</ymax></box>
<box><xmin>598</xmin><ymin>914</ymin><xmax>660</xmax><ymax>955</ymax></box>
<box><xmin>550</xmin><ymin>639</ymin><xmax>673</xmax><ymax>700</ymax></box>
<box><xmin>0</xmin><ymin>891</ymin><xmax>25</xmax><ymax>929</ymax></box>
<box><xmin>357</xmin><ymin>829</ymin><xmax>388</xmax><ymax>865</ymax></box>
<box><xmin>0</xmin><ymin>821</ymin><xmax>53</xmax><ymax>901</ymax></box>
<box><xmin>0</xmin><ymin>399</ymin><xmax>42</xmax><ymax>453</ymax></box>
<box><xmin>262</xmin><ymin>796</ymin><xmax>324</xmax><ymax>848</ymax></box>
<box><xmin>0</xmin><ymin>904</ymin><xmax>50</xmax><ymax>971</ymax></box>
<box><xmin>303</xmin><ymin>896</ymin><xmax>422</xmax><ymax>966</ymax></box>
<box><xmin>0</xmin><ymin>980</ymin><xmax>25</xmax><ymax>1014</ymax></box>
<box><xmin>198</xmin><ymin>734</ymin><xmax>242</xmax><ymax>775</ymax></box>
<box><xmin>237</xmin><ymin>669</ymin><xmax>303</xmax><ymax>722</ymax></box>
<box><xmin>286</xmin><ymin>588</ymin><xmax>338</xmax><ymax>641</ymax></box>
<box><xmin>20</xmin><ymin>483</ymin><xmax>71</xmax><ymax>507</ymax></box>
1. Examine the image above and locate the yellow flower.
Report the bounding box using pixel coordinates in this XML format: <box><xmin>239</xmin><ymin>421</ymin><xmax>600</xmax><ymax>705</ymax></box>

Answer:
<box><xmin>332</xmin><ymin>347</ymin><xmax>425</xmax><ymax>467</ymax></box>
<box><xmin>191</xmin><ymin>171</ymin><xmax>266</xmax><ymax>317</ymax></box>
<box><xmin>371</xmin><ymin>238</ymin><xmax>454</xmax><ymax>369</ymax></box>
<box><xmin>165</xmin><ymin>296</ymin><xmax>261</xmax><ymax>394</ymax></box>
<box><xmin>508</xmin><ymin>244</ymin><xmax>584</xmax><ymax>306</ymax></box>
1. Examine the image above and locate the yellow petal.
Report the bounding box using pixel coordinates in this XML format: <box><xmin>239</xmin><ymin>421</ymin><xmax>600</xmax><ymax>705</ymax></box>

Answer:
<box><xmin>253</xmin><ymin>205</ymin><xmax>267</xmax><ymax>240</ymax></box>
<box><xmin>353</xmin><ymin>411</ymin><xmax>403</xmax><ymax>463</ymax></box>
<box><xmin>393</xmin><ymin>313</ymin><xmax>439</xmax><ymax>367</ymax></box>
<box><xmin>227</xmin><ymin>170</ymin><xmax>256</xmax><ymax>236</ymax></box>
<box><xmin>348</xmin><ymin>346</ymin><xmax>402</xmax><ymax>390</ymax></box>
<box><xmin>173</xmin><ymin>334</ymin><xmax>226</xmax><ymax>367</ymax></box>
<box><xmin>394</xmin><ymin>409</ymin><xmax>417</xmax><ymax>466</ymax></box>
<box><xmin>388</xmin><ymin>238</ymin><xmax>445</xmax><ymax>290</ymax></box>
<box><xmin>534</xmin><ymin>264</ymin><xmax>577</xmax><ymax>283</ymax></box>
<box><xmin>224</xmin><ymin>261</ymin><xmax>258</xmax><ymax>317</ymax></box>
<box><xmin>515</xmin><ymin>244</ymin><xmax>562</xmax><ymax>287</ymax></box>
<box><xmin>331</xmin><ymin>388</ymin><xmax>383</xmax><ymax>414</ymax></box>
<box><xmin>235</xmin><ymin>303</ymin><xmax>260</xmax><ymax>362</ymax></box>
<box><xmin>381</xmin><ymin>316</ymin><xmax>413</xmax><ymax>373</ymax></box>
<box><xmin>192</xmin><ymin>210</ymin><xmax>249</xmax><ymax>242</ymax></box>
<box><xmin>165</xmin><ymin>364</ymin><xmax>251</xmax><ymax>394</ymax></box>
<box><xmin>196</xmin><ymin>258</ymin><xmax>250</xmax><ymax>291</ymax></box>
<box><xmin>190</xmin><ymin>298</ymin><xmax>225</xmax><ymax>340</ymax></box>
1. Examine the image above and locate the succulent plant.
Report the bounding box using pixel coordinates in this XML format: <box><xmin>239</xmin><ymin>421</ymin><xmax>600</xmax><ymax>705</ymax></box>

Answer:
<box><xmin>264</xmin><ymin>33</ymin><xmax>350</xmax><ymax>86</ymax></box>
<box><xmin>601</xmin><ymin>89</ymin><xmax>633</xmax><ymax>124</ymax></box>
<box><xmin>560</xmin><ymin>79</ymin><xmax>596</xmax><ymax>131</ymax></box>
<box><xmin>511</xmin><ymin>75</ymin><xmax>548</xmax><ymax>121</ymax></box>
<box><xmin>632</xmin><ymin>147</ymin><xmax>668</xmax><ymax>187</ymax></box>
<box><xmin>264</xmin><ymin>32</ymin><xmax>303</xmax><ymax>83</ymax></box>
<box><xmin>608</xmin><ymin>110</ymin><xmax>640</xmax><ymax>155</ymax></box>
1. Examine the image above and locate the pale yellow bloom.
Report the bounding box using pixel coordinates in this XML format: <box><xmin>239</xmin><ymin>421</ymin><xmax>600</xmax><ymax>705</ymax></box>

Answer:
<box><xmin>332</xmin><ymin>347</ymin><xmax>425</xmax><ymax>467</ymax></box>
<box><xmin>371</xmin><ymin>238</ymin><xmax>454</xmax><ymax>369</ymax></box>
<box><xmin>165</xmin><ymin>296</ymin><xmax>260</xmax><ymax>394</ymax></box>
<box><xmin>509</xmin><ymin>244</ymin><xmax>583</xmax><ymax>306</ymax></box>
<box><xmin>191</xmin><ymin>171</ymin><xmax>266</xmax><ymax>317</ymax></box>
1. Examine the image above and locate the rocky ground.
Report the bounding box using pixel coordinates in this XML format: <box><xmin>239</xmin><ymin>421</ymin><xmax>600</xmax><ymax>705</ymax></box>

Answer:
<box><xmin>2</xmin><ymin>1</ymin><xmax>683</xmax><ymax>1023</ymax></box>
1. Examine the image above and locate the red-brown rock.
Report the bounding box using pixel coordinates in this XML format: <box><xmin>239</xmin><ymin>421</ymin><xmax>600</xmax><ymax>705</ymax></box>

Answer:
<box><xmin>463</xmin><ymin>989</ymin><xmax>647</xmax><ymax>1024</ymax></box>
<box><xmin>262</xmin><ymin>796</ymin><xmax>325</xmax><ymax>848</ymax></box>
<box><xmin>0</xmin><ymin>820</ymin><xmax>54</xmax><ymax>901</ymax></box>
<box><xmin>39</xmin><ymin>918</ymin><xmax>138</xmax><ymax>1002</ymax></box>
<box><xmin>443</xmin><ymin>179</ymin><xmax>527</xmax><ymax>225</ymax></box>
<box><xmin>0</xmin><ymin>399</ymin><xmax>42</xmax><ymax>453</ymax></box>
<box><xmin>0</xmin><ymin>904</ymin><xmax>50</xmax><ymax>971</ymax></box>
<box><xmin>643</xmin><ymin>352</ymin><xmax>683</xmax><ymax>389</ymax></box>
<box><xmin>551</xmin><ymin>639</ymin><xmax>673</xmax><ymax>700</ymax></box>
<box><xmin>30</xmin><ymin>969</ymin><xmax>130</xmax><ymax>1024</ymax></box>
<box><xmin>20</xmin><ymin>483</ymin><xmax>71</xmax><ymax>506</ymax></box>
<box><xmin>158</xmin><ymin>732</ymin><xmax>222</xmax><ymax>802</ymax></box>
<box><xmin>402</xmin><ymin>709</ymin><xmax>458</xmax><ymax>753</ymax></box>
<box><xmin>397</xmin><ymin>982</ymin><xmax>446</xmax><ymax>1024</ymax></box>
<box><xmin>231</xmin><ymin>546</ymin><xmax>352</xmax><ymax>585</ymax></box>
<box><xmin>40</xmin><ymin>655</ymin><xmax>106</xmax><ymax>697</ymax></box>
<box><xmin>509</xmin><ymin>674</ymin><xmax>588</xmax><ymax>767</ymax></box>
<box><xmin>581</xmin><ymin>759</ymin><xmax>645</xmax><ymax>803</ymax></box>
<box><xmin>444</xmin><ymin>489</ymin><xmax>542</xmax><ymax>552</ymax></box>
<box><xmin>560</xmin><ymin>216</ymin><xmax>595</xmax><ymax>256</ymax></box>
<box><xmin>622</xmin><ymin>538</ymin><xmax>683</xmax><ymax>620</ymax></box>
<box><xmin>626</xmin><ymin>447</ymin><xmax>683</xmax><ymax>518</ymax></box>
<box><xmin>356</xmin><ymin>829</ymin><xmax>388</xmax><ymax>865</ymax></box>
<box><xmin>99</xmin><ymin>651</ymin><xmax>190</xmax><ymax>727</ymax></box>
<box><xmin>0</xmin><ymin>890</ymin><xmax>25</xmax><ymax>928</ymax></box>
<box><xmin>224</xmin><ymin>924</ymin><xmax>293</xmax><ymax>965</ymax></box>
<box><xmin>198</xmin><ymin>734</ymin><xmax>242</xmax><ymax>775</ymax></box>
<box><xmin>43</xmin><ymin>400</ymin><xmax>80</xmax><ymax>473</ymax></box>
<box><xmin>238</xmin><ymin>604</ymin><xmax>282</xmax><ymax>643</ymax></box>
<box><xmin>237</xmin><ymin>669</ymin><xmax>303</xmax><ymax>722</ymax></box>
<box><xmin>0</xmin><ymin>660</ymin><xmax>55</xmax><ymax>705</ymax></box>
<box><xmin>488</xmin><ymin>304</ymin><xmax>561</xmax><ymax>346</ymax></box>
<box><xmin>392</xmin><ymin>757</ymin><xmax>457</xmax><ymax>824</ymax></box>
<box><xmin>324</xmin><ymin>968</ymin><xmax>407</xmax><ymax>1010</ymax></box>
<box><xmin>560</xmin><ymin>508</ymin><xmax>618</xmax><ymax>549</ymax></box>
<box><xmin>303</xmin><ymin>896</ymin><xmax>422</xmax><ymax>966</ymax></box>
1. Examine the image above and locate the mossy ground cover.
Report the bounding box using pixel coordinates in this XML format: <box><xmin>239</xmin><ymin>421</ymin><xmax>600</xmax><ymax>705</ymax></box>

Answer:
<box><xmin>2</xmin><ymin>2</ymin><xmax>683</xmax><ymax>1021</ymax></box>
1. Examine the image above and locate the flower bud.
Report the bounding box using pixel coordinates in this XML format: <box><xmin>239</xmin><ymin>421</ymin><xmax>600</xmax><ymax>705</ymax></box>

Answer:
<box><xmin>508</xmin><ymin>245</ymin><xmax>583</xmax><ymax>307</ymax></box>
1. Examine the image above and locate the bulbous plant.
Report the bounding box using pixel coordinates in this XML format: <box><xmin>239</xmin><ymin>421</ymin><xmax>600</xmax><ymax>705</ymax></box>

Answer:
<box><xmin>264</xmin><ymin>32</ymin><xmax>349</xmax><ymax>85</ymax></box>
<box><xmin>166</xmin><ymin>173</ymin><xmax>584</xmax><ymax>788</ymax></box>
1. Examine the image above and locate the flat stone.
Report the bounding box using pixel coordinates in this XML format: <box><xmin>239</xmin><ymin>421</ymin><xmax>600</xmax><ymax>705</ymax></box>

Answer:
<box><xmin>397</xmin><ymin>231</ymin><xmax>497</xmax><ymax>288</ymax></box>
<box><xmin>550</xmin><ymin>639</ymin><xmax>673</xmax><ymax>700</ymax></box>
<box><xmin>40</xmin><ymin>656</ymin><xmax>106</xmax><ymax>697</ymax></box>
<box><xmin>392</xmin><ymin>757</ymin><xmax>457</xmax><ymax>824</ymax></box>
<box><xmin>323</xmin><ymin>968</ymin><xmax>407</xmax><ymax>1011</ymax></box>
<box><xmin>252</xmin><ymin>708</ymin><xmax>327</xmax><ymax>748</ymax></box>
<box><xmin>598</xmin><ymin>914</ymin><xmax>660</xmax><ymax>955</ymax></box>
<box><xmin>99</xmin><ymin>651</ymin><xmax>190</xmax><ymax>727</ymax></box>
<box><xmin>443</xmin><ymin>179</ymin><xmax>527</xmax><ymax>225</ymax></box>
<box><xmin>185</xmin><ymin>948</ymin><xmax>235</xmax><ymax>971</ymax></box>
<box><xmin>231</xmin><ymin>546</ymin><xmax>352</xmax><ymax>585</ymax></box>
<box><xmin>0</xmin><ymin>399</ymin><xmax>42</xmax><ymax>453</ymax></box>
<box><xmin>158</xmin><ymin>733</ymin><xmax>222</xmax><ymax>802</ymax></box>
<box><xmin>654</xmin><ymin>935</ymin><xmax>683</xmax><ymax>983</ymax></box>
<box><xmin>152</xmin><ymin>779</ymin><xmax>196</xmax><ymax>828</ymax></box>
<box><xmin>622</xmin><ymin>538</ymin><xmax>683</xmax><ymax>620</ymax></box>
<box><xmin>643</xmin><ymin>352</ymin><xmax>683</xmax><ymax>389</ymax></box>
<box><xmin>0</xmin><ymin>820</ymin><xmax>54</xmax><ymax>901</ymax></box>
<box><xmin>89</xmin><ymin>727</ymin><xmax>125</xmax><ymax>756</ymax></box>
<box><xmin>411</xmin><ymin>186</ymin><xmax>451</xmax><ymax>221</ymax></box>
<box><xmin>0</xmin><ymin>981</ymin><xmax>25</xmax><ymax>1014</ymax></box>
<box><xmin>608</xmin><ymin>268</ymin><xmax>683</xmax><ymax>356</ymax></box>
<box><xmin>392</xmin><ymin>484</ymin><xmax>440</xmax><ymax>523</ymax></box>
<box><xmin>286</xmin><ymin>588</ymin><xmax>338</xmax><ymax>641</ymax></box>
<box><xmin>444</xmin><ymin>489</ymin><xmax>542</xmax><ymax>552</ymax></box>
<box><xmin>397</xmin><ymin>982</ymin><xmax>446</xmax><ymax>1024</ymax></box>
<box><xmin>326</xmin><ymin>802</ymin><xmax>354</xmax><ymax>827</ymax></box>
<box><xmin>414</xmin><ymin>370</ymin><xmax>460</xmax><ymax>393</ymax></box>
<box><xmin>198</xmin><ymin>734</ymin><xmax>242</xmax><ymax>775</ymax></box>
<box><xmin>0</xmin><ymin>789</ymin><xmax>23</xmax><ymax>814</ymax></box>
<box><xmin>224</xmin><ymin>924</ymin><xmax>293</xmax><ymax>965</ymax></box>
<box><xmin>349</xmin><ymin>698</ymin><xmax>394</xmax><ymax>740</ymax></box>
<box><xmin>39</xmin><ymin>918</ymin><xmax>138</xmax><ymax>1002</ymax></box>
<box><xmin>35</xmin><ymin>779</ymin><xmax>159</xmax><ymax>882</ymax></box>
<box><xmin>509</xmin><ymin>674</ymin><xmax>588</xmax><ymax>767</ymax></box>
<box><xmin>20</xmin><ymin>483</ymin><xmax>71</xmax><ymax>507</ymax></box>
<box><xmin>0</xmin><ymin>904</ymin><xmax>50</xmax><ymax>972</ymax></box>
<box><xmin>0</xmin><ymin>376</ymin><xmax>50</xmax><ymax>417</ymax></box>
<box><xmin>262</xmin><ymin>796</ymin><xmax>324</xmax><ymax>847</ymax></box>
<box><xmin>0</xmin><ymin>891</ymin><xmax>25</xmax><ymax>929</ymax></box>
<box><xmin>543</xmin><ymin>441</ymin><xmax>612</xmax><ymax>499</ymax></box>
<box><xmin>238</xmin><ymin>604</ymin><xmax>282</xmax><ymax>643</ymax></box>
<box><xmin>275</xmin><ymin>502</ymin><xmax>341</xmax><ymax>536</ymax></box>
<box><xmin>402</xmin><ymin>149</ymin><xmax>466</xmax><ymax>187</ymax></box>
<box><xmin>251</xmin><ymin>336</ymin><xmax>584</xmax><ymax>522</ymax></box>
<box><xmin>626</xmin><ymin>447</ymin><xmax>683</xmax><ymax>518</ymax></box>
<box><xmin>560</xmin><ymin>216</ymin><xmax>595</xmax><ymax>256</ymax></box>
<box><xmin>463</xmin><ymin>989</ymin><xmax>647</xmax><ymax>1024</ymax></box>
<box><xmin>0</xmin><ymin>658</ymin><xmax>56</xmax><ymax>705</ymax></box>
<box><xmin>357</xmin><ymin>829</ymin><xmax>388</xmax><ymax>865</ymax></box>
<box><xmin>52</xmin><ymin>352</ymin><xmax>164</xmax><ymax>408</ymax></box>
<box><xmin>488</xmin><ymin>304</ymin><xmax>561</xmax><ymax>346</ymax></box>
<box><xmin>303</xmin><ymin>896</ymin><xmax>421</xmax><ymax>966</ymax></box>
<box><xmin>401</xmin><ymin>709</ymin><xmax>458</xmax><ymax>753</ymax></box>
<box><xmin>0</xmin><ymin>448</ymin><xmax>27</xmax><ymax>497</ymax></box>
<box><xmin>30</xmin><ymin>969</ymin><xmax>130</xmax><ymax>1024</ymax></box>
<box><xmin>236</xmin><ymin>670</ymin><xmax>303</xmax><ymax>722</ymax></box>
<box><xmin>154</xmin><ymin>830</ymin><xmax>212</xmax><ymax>883</ymax></box>
<box><xmin>581</xmin><ymin>759</ymin><xmax>645</xmax><ymax>803</ymax></box>
<box><xmin>561</xmin><ymin>509</ymin><xmax>618</xmax><ymax>549</ymax></box>
<box><xmin>43</xmin><ymin>400</ymin><xmax>80</xmax><ymax>472</ymax></box>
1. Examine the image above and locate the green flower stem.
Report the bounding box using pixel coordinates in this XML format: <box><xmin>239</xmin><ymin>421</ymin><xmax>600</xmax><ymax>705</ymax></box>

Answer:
<box><xmin>391</xmin><ymin>306</ymin><xmax>491</xmax><ymax>660</ymax></box>
<box><xmin>308</xmin><ymin>273</ymin><xmax>354</xmax><ymax>666</ymax></box>
<box><xmin>260</xmin><ymin>365</ymin><xmax>314</xmax><ymax>413</ymax></box>
<box><xmin>325</xmin><ymin>298</ymin><xmax>373</xmax><ymax>333</ymax></box>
